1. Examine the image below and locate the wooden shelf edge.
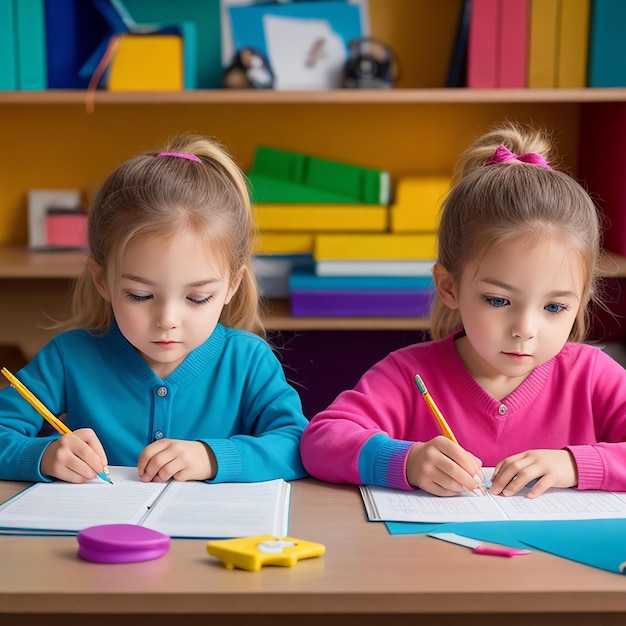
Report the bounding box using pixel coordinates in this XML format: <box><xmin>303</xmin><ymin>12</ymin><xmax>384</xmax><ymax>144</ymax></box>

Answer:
<box><xmin>263</xmin><ymin>299</ymin><xmax>430</xmax><ymax>331</ymax></box>
<box><xmin>1</xmin><ymin>88</ymin><xmax>626</xmax><ymax>106</ymax></box>
<box><xmin>1</xmin><ymin>247</ymin><xmax>625</xmax><ymax>332</ymax></box>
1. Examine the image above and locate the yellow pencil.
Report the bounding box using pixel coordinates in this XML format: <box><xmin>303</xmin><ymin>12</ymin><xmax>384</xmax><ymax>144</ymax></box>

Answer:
<box><xmin>1</xmin><ymin>367</ymin><xmax>113</xmax><ymax>484</ymax></box>
<box><xmin>414</xmin><ymin>374</ymin><xmax>459</xmax><ymax>444</ymax></box>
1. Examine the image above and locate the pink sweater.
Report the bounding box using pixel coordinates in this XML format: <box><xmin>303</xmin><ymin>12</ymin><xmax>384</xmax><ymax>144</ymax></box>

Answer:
<box><xmin>300</xmin><ymin>333</ymin><xmax>626</xmax><ymax>492</ymax></box>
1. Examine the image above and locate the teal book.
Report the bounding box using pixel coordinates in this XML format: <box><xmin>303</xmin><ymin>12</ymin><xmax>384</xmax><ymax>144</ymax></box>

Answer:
<box><xmin>0</xmin><ymin>0</ymin><xmax>16</xmax><ymax>90</ymax></box>
<box><xmin>289</xmin><ymin>264</ymin><xmax>434</xmax><ymax>292</ymax></box>
<box><xmin>588</xmin><ymin>0</ymin><xmax>626</xmax><ymax>87</ymax></box>
<box><xmin>248</xmin><ymin>146</ymin><xmax>390</xmax><ymax>205</ymax></box>
<box><xmin>15</xmin><ymin>0</ymin><xmax>47</xmax><ymax>90</ymax></box>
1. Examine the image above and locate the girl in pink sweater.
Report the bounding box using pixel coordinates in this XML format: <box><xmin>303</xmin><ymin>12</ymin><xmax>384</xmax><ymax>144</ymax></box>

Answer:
<box><xmin>301</xmin><ymin>122</ymin><xmax>626</xmax><ymax>499</ymax></box>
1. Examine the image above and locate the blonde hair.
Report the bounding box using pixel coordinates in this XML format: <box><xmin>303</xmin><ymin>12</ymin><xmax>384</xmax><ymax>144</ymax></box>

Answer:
<box><xmin>61</xmin><ymin>132</ymin><xmax>265</xmax><ymax>338</ymax></box>
<box><xmin>431</xmin><ymin>122</ymin><xmax>602</xmax><ymax>342</ymax></box>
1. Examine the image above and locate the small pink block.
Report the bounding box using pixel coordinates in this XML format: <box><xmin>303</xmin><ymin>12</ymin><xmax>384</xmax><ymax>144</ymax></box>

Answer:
<box><xmin>45</xmin><ymin>211</ymin><xmax>87</xmax><ymax>248</ymax></box>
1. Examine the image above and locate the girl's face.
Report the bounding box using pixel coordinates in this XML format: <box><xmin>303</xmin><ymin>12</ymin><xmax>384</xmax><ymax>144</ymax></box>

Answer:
<box><xmin>435</xmin><ymin>236</ymin><xmax>585</xmax><ymax>398</ymax></box>
<box><xmin>94</xmin><ymin>230</ymin><xmax>241</xmax><ymax>379</ymax></box>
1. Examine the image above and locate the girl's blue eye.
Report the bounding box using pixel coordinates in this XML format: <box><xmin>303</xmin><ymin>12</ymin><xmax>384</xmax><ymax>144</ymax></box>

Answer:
<box><xmin>125</xmin><ymin>293</ymin><xmax>152</xmax><ymax>302</ymax></box>
<box><xmin>484</xmin><ymin>296</ymin><xmax>508</xmax><ymax>308</ymax></box>
<box><xmin>545</xmin><ymin>303</ymin><xmax>565</xmax><ymax>314</ymax></box>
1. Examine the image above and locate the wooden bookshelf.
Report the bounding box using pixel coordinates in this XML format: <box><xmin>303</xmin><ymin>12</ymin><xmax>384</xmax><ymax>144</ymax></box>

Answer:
<box><xmin>2</xmin><ymin>1</ymin><xmax>626</xmax><ymax>358</ymax></box>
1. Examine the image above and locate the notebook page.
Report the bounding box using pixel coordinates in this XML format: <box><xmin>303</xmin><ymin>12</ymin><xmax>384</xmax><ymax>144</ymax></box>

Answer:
<box><xmin>141</xmin><ymin>478</ymin><xmax>290</xmax><ymax>538</ymax></box>
<box><xmin>360</xmin><ymin>485</ymin><xmax>508</xmax><ymax>523</ymax></box>
<box><xmin>362</xmin><ymin>467</ymin><xmax>626</xmax><ymax>523</ymax></box>
<box><xmin>0</xmin><ymin>466</ymin><xmax>164</xmax><ymax>532</ymax></box>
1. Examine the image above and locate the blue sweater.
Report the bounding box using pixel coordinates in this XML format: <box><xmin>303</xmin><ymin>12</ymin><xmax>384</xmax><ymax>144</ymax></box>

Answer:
<box><xmin>0</xmin><ymin>322</ymin><xmax>308</xmax><ymax>483</ymax></box>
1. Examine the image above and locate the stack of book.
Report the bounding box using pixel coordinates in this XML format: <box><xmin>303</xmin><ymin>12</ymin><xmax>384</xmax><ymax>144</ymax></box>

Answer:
<box><xmin>289</xmin><ymin>176</ymin><xmax>449</xmax><ymax>317</ymax></box>
<box><xmin>250</xmin><ymin>146</ymin><xmax>390</xmax><ymax>299</ymax></box>
<box><xmin>249</xmin><ymin>146</ymin><xmax>451</xmax><ymax>316</ymax></box>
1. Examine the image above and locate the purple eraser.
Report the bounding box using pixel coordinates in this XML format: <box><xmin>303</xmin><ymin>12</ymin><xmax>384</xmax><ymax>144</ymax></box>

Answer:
<box><xmin>77</xmin><ymin>524</ymin><xmax>171</xmax><ymax>564</ymax></box>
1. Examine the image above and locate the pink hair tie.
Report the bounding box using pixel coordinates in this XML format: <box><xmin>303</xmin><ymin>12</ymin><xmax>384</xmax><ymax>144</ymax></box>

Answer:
<box><xmin>157</xmin><ymin>151</ymin><xmax>202</xmax><ymax>163</ymax></box>
<box><xmin>485</xmin><ymin>144</ymin><xmax>552</xmax><ymax>170</ymax></box>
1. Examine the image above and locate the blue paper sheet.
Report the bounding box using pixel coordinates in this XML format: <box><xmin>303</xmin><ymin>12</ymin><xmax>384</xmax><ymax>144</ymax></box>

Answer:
<box><xmin>386</xmin><ymin>518</ymin><xmax>626</xmax><ymax>574</ymax></box>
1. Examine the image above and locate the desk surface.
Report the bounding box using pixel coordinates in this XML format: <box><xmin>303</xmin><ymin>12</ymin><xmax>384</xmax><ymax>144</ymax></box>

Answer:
<box><xmin>1</xmin><ymin>478</ymin><xmax>626</xmax><ymax>623</ymax></box>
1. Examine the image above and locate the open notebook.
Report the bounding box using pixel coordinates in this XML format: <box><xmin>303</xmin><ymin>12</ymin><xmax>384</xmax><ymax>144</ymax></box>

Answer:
<box><xmin>361</xmin><ymin>468</ymin><xmax>626</xmax><ymax>523</ymax></box>
<box><xmin>0</xmin><ymin>466</ymin><xmax>291</xmax><ymax>538</ymax></box>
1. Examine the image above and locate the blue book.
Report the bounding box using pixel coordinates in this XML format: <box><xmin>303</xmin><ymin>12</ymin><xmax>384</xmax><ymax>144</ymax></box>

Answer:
<box><xmin>446</xmin><ymin>0</ymin><xmax>470</xmax><ymax>88</ymax></box>
<box><xmin>15</xmin><ymin>0</ymin><xmax>47</xmax><ymax>90</ymax></box>
<box><xmin>588</xmin><ymin>0</ymin><xmax>626</xmax><ymax>87</ymax></box>
<box><xmin>0</xmin><ymin>0</ymin><xmax>16</xmax><ymax>90</ymax></box>
<box><xmin>45</xmin><ymin>0</ymin><xmax>109</xmax><ymax>89</ymax></box>
<box><xmin>289</xmin><ymin>264</ymin><xmax>433</xmax><ymax>291</ymax></box>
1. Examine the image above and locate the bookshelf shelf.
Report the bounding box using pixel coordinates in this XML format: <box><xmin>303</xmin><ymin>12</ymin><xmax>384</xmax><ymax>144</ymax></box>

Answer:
<box><xmin>2</xmin><ymin>88</ymin><xmax>626</xmax><ymax>106</ymax></box>
<box><xmin>0</xmin><ymin>246</ymin><xmax>623</xmax><ymax>348</ymax></box>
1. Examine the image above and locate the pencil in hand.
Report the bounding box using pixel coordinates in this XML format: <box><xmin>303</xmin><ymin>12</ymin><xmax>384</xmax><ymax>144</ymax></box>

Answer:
<box><xmin>414</xmin><ymin>374</ymin><xmax>459</xmax><ymax>444</ymax></box>
<box><xmin>415</xmin><ymin>374</ymin><xmax>486</xmax><ymax>496</ymax></box>
<box><xmin>1</xmin><ymin>367</ymin><xmax>113</xmax><ymax>484</ymax></box>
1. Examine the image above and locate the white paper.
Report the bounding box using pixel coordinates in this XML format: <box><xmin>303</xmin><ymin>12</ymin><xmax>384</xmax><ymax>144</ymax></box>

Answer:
<box><xmin>0</xmin><ymin>466</ymin><xmax>290</xmax><ymax>538</ymax></box>
<box><xmin>265</xmin><ymin>15</ymin><xmax>347</xmax><ymax>90</ymax></box>
<box><xmin>361</xmin><ymin>468</ymin><xmax>626</xmax><ymax>523</ymax></box>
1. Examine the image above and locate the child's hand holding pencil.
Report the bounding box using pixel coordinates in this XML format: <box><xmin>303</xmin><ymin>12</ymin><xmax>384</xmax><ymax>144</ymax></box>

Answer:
<box><xmin>1</xmin><ymin>368</ymin><xmax>112</xmax><ymax>484</ymax></box>
<box><xmin>406</xmin><ymin>374</ymin><xmax>486</xmax><ymax>497</ymax></box>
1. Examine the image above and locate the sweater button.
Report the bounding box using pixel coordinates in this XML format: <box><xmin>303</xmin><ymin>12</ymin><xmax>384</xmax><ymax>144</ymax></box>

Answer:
<box><xmin>498</xmin><ymin>404</ymin><xmax>507</xmax><ymax>416</ymax></box>
<box><xmin>157</xmin><ymin>386</ymin><xmax>168</xmax><ymax>397</ymax></box>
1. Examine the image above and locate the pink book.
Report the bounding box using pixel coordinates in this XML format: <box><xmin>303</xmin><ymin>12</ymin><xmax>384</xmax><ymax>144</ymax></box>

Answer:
<box><xmin>467</xmin><ymin>0</ymin><xmax>499</xmax><ymax>88</ymax></box>
<box><xmin>498</xmin><ymin>0</ymin><xmax>529</xmax><ymax>87</ymax></box>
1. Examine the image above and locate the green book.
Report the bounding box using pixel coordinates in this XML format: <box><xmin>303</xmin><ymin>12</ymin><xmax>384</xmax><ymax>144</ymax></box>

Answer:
<box><xmin>248</xmin><ymin>146</ymin><xmax>390</xmax><ymax>205</ymax></box>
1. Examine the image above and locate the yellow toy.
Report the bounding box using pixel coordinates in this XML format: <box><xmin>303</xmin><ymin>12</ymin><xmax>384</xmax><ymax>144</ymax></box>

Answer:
<box><xmin>206</xmin><ymin>535</ymin><xmax>326</xmax><ymax>571</ymax></box>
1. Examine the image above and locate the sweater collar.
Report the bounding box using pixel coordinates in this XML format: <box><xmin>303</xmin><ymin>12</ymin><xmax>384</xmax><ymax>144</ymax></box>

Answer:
<box><xmin>437</xmin><ymin>331</ymin><xmax>555</xmax><ymax>413</ymax></box>
<box><xmin>101</xmin><ymin>321</ymin><xmax>226</xmax><ymax>386</ymax></box>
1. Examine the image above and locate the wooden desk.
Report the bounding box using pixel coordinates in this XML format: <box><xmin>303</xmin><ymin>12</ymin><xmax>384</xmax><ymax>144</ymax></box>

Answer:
<box><xmin>1</xmin><ymin>478</ymin><xmax>626</xmax><ymax>626</ymax></box>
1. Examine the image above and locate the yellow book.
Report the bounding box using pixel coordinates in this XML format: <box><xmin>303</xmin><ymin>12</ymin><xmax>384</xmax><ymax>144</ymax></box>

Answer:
<box><xmin>108</xmin><ymin>34</ymin><xmax>183</xmax><ymax>92</ymax></box>
<box><xmin>528</xmin><ymin>0</ymin><xmax>559</xmax><ymax>88</ymax></box>
<box><xmin>255</xmin><ymin>232</ymin><xmax>316</xmax><ymax>255</ymax></box>
<box><xmin>253</xmin><ymin>205</ymin><xmax>388</xmax><ymax>232</ymax></box>
<box><xmin>390</xmin><ymin>176</ymin><xmax>450</xmax><ymax>233</ymax></box>
<box><xmin>557</xmin><ymin>0</ymin><xmax>590</xmax><ymax>88</ymax></box>
<box><xmin>314</xmin><ymin>233</ymin><xmax>438</xmax><ymax>261</ymax></box>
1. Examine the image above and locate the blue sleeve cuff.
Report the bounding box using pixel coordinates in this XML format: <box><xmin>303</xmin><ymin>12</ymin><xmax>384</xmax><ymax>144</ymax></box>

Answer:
<box><xmin>358</xmin><ymin>433</ymin><xmax>415</xmax><ymax>490</ymax></box>
<box><xmin>202</xmin><ymin>438</ymin><xmax>243</xmax><ymax>483</ymax></box>
<box><xmin>15</xmin><ymin>435</ymin><xmax>58</xmax><ymax>482</ymax></box>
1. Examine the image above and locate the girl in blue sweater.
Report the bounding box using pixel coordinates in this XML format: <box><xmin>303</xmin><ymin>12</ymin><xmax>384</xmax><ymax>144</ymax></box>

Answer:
<box><xmin>0</xmin><ymin>133</ymin><xmax>308</xmax><ymax>484</ymax></box>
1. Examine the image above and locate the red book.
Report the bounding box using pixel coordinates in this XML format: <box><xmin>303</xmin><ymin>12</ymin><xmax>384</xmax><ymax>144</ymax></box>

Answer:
<box><xmin>467</xmin><ymin>0</ymin><xmax>499</xmax><ymax>88</ymax></box>
<box><xmin>498</xmin><ymin>0</ymin><xmax>528</xmax><ymax>87</ymax></box>
<box><xmin>578</xmin><ymin>102</ymin><xmax>626</xmax><ymax>257</ymax></box>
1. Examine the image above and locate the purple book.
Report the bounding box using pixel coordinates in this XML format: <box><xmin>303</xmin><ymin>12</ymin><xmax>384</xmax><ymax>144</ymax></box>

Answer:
<box><xmin>290</xmin><ymin>289</ymin><xmax>434</xmax><ymax>317</ymax></box>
